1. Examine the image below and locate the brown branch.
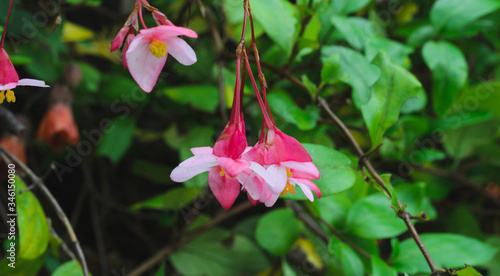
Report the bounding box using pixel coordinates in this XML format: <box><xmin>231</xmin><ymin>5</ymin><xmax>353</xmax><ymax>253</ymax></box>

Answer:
<box><xmin>316</xmin><ymin>97</ymin><xmax>439</xmax><ymax>274</ymax></box>
<box><xmin>0</xmin><ymin>146</ymin><xmax>89</xmax><ymax>276</ymax></box>
<box><xmin>128</xmin><ymin>201</ymin><xmax>253</xmax><ymax>276</ymax></box>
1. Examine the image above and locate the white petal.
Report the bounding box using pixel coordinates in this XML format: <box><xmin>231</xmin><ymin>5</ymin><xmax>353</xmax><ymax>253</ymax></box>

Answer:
<box><xmin>190</xmin><ymin>147</ymin><xmax>213</xmax><ymax>155</ymax></box>
<box><xmin>164</xmin><ymin>37</ymin><xmax>197</xmax><ymax>66</ymax></box>
<box><xmin>266</xmin><ymin>164</ymin><xmax>287</xmax><ymax>194</ymax></box>
<box><xmin>17</xmin><ymin>78</ymin><xmax>49</xmax><ymax>87</ymax></box>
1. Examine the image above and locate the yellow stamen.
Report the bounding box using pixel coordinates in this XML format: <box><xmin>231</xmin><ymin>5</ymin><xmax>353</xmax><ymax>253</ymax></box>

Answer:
<box><xmin>5</xmin><ymin>90</ymin><xmax>15</xmax><ymax>103</ymax></box>
<box><xmin>281</xmin><ymin>181</ymin><xmax>296</xmax><ymax>196</ymax></box>
<box><xmin>281</xmin><ymin>167</ymin><xmax>296</xmax><ymax>196</ymax></box>
<box><xmin>149</xmin><ymin>39</ymin><xmax>167</xmax><ymax>58</ymax></box>
<box><xmin>0</xmin><ymin>91</ymin><xmax>5</xmax><ymax>104</ymax></box>
<box><xmin>219</xmin><ymin>168</ymin><xmax>236</xmax><ymax>179</ymax></box>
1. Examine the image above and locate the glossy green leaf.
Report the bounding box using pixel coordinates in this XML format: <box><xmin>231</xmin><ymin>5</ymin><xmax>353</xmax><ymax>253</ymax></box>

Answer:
<box><xmin>96</xmin><ymin>117</ymin><xmax>136</xmax><ymax>164</ymax></box>
<box><xmin>345</xmin><ymin>192</ymin><xmax>406</xmax><ymax>239</ymax></box>
<box><xmin>255</xmin><ymin>208</ymin><xmax>303</xmax><ymax>255</ymax></box>
<box><xmin>321</xmin><ymin>45</ymin><xmax>380</xmax><ymax>107</ymax></box>
<box><xmin>52</xmin><ymin>260</ymin><xmax>86</xmax><ymax>276</ymax></box>
<box><xmin>282</xmin><ymin>143</ymin><xmax>356</xmax><ymax>200</ymax></box>
<box><xmin>422</xmin><ymin>41</ymin><xmax>468</xmax><ymax>117</ymax></box>
<box><xmin>329</xmin><ymin>238</ymin><xmax>364</xmax><ymax>276</ymax></box>
<box><xmin>442</xmin><ymin>120</ymin><xmax>498</xmax><ymax>160</ymax></box>
<box><xmin>252</xmin><ymin>0</ymin><xmax>299</xmax><ymax>56</ymax></box>
<box><xmin>321</xmin><ymin>54</ymin><xmax>347</xmax><ymax>85</ymax></box>
<box><xmin>392</xmin><ymin>233</ymin><xmax>498</xmax><ymax>274</ymax></box>
<box><xmin>267</xmin><ymin>90</ymin><xmax>320</xmax><ymax>131</ymax></box>
<box><xmin>361</xmin><ymin>50</ymin><xmax>423</xmax><ymax>148</ymax></box>
<box><xmin>0</xmin><ymin>177</ymin><xmax>50</xmax><ymax>275</ymax></box>
<box><xmin>430</xmin><ymin>0</ymin><xmax>500</xmax><ymax>32</ymax></box>
<box><xmin>371</xmin><ymin>256</ymin><xmax>398</xmax><ymax>276</ymax></box>
<box><xmin>129</xmin><ymin>187</ymin><xmax>201</xmax><ymax>211</ymax></box>
<box><xmin>171</xmin><ymin>228</ymin><xmax>270</xmax><ymax>276</ymax></box>
<box><xmin>131</xmin><ymin>159</ymin><xmax>173</xmax><ymax>185</ymax></box>
<box><xmin>365</xmin><ymin>37</ymin><xmax>414</xmax><ymax>66</ymax></box>
<box><xmin>456</xmin><ymin>265</ymin><xmax>482</xmax><ymax>276</ymax></box>
<box><xmin>332</xmin><ymin>0</ymin><xmax>371</xmax><ymax>15</ymax></box>
<box><xmin>163</xmin><ymin>85</ymin><xmax>219</xmax><ymax>113</ymax></box>
<box><xmin>331</xmin><ymin>16</ymin><xmax>375</xmax><ymax>50</ymax></box>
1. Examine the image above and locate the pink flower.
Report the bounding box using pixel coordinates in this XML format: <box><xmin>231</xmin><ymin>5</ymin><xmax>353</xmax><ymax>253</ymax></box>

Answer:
<box><xmin>0</xmin><ymin>48</ymin><xmax>48</xmax><ymax>92</ymax></box>
<box><xmin>125</xmin><ymin>25</ymin><xmax>197</xmax><ymax>92</ymax></box>
<box><xmin>241</xmin><ymin>128</ymin><xmax>321</xmax><ymax>204</ymax></box>
<box><xmin>170</xmin><ymin>121</ymin><xmax>273</xmax><ymax>210</ymax></box>
<box><xmin>110</xmin><ymin>10</ymin><xmax>139</xmax><ymax>52</ymax></box>
<box><xmin>152</xmin><ymin>10</ymin><xmax>174</xmax><ymax>26</ymax></box>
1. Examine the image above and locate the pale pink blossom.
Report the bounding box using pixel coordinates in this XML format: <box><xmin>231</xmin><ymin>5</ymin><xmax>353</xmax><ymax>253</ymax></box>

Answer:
<box><xmin>0</xmin><ymin>49</ymin><xmax>48</xmax><ymax>91</ymax></box>
<box><xmin>125</xmin><ymin>25</ymin><xmax>197</xmax><ymax>92</ymax></box>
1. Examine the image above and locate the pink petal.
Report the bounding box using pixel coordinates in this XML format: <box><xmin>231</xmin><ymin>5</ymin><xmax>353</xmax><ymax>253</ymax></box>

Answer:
<box><xmin>216</xmin><ymin>157</ymin><xmax>250</xmax><ymax>178</ymax></box>
<box><xmin>125</xmin><ymin>35</ymin><xmax>167</xmax><ymax>92</ymax></box>
<box><xmin>281</xmin><ymin>161</ymin><xmax>319</xmax><ymax>179</ymax></box>
<box><xmin>122</xmin><ymin>33</ymin><xmax>135</xmax><ymax>69</ymax></box>
<box><xmin>0</xmin><ymin>82</ymin><xmax>18</xmax><ymax>90</ymax></box>
<box><xmin>266</xmin><ymin>164</ymin><xmax>287</xmax><ymax>194</ymax></box>
<box><xmin>110</xmin><ymin>26</ymin><xmax>129</xmax><ymax>52</ymax></box>
<box><xmin>240</xmin><ymin>172</ymin><xmax>262</xmax><ymax>200</ymax></box>
<box><xmin>208</xmin><ymin>167</ymin><xmax>240</xmax><ymax>210</ymax></box>
<box><xmin>163</xmin><ymin>37</ymin><xmax>197</xmax><ymax>66</ymax></box>
<box><xmin>152</xmin><ymin>10</ymin><xmax>174</xmax><ymax>26</ymax></box>
<box><xmin>248</xmin><ymin>162</ymin><xmax>274</xmax><ymax>187</ymax></box>
<box><xmin>191</xmin><ymin>147</ymin><xmax>213</xmax><ymax>155</ymax></box>
<box><xmin>213</xmin><ymin>122</ymin><xmax>247</xmax><ymax>159</ymax></box>
<box><xmin>140</xmin><ymin>25</ymin><xmax>198</xmax><ymax>39</ymax></box>
<box><xmin>0</xmin><ymin>49</ymin><xmax>20</xmax><ymax>87</ymax></box>
<box><xmin>17</xmin><ymin>78</ymin><xmax>49</xmax><ymax>88</ymax></box>
<box><xmin>264</xmin><ymin>129</ymin><xmax>312</xmax><ymax>164</ymax></box>
<box><xmin>246</xmin><ymin>193</ymin><xmax>258</xmax><ymax>206</ymax></box>
<box><xmin>263</xmin><ymin>193</ymin><xmax>280</xmax><ymax>207</ymax></box>
<box><xmin>170</xmin><ymin>154</ymin><xmax>217</xmax><ymax>182</ymax></box>
<box><xmin>290</xmin><ymin>178</ymin><xmax>321</xmax><ymax>201</ymax></box>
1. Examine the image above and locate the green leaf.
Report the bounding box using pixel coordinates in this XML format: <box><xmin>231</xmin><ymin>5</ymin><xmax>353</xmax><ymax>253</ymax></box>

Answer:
<box><xmin>171</xmin><ymin>228</ymin><xmax>270</xmax><ymax>275</ymax></box>
<box><xmin>162</xmin><ymin>85</ymin><xmax>219</xmax><ymax>113</ymax></box>
<box><xmin>442</xmin><ymin>120</ymin><xmax>497</xmax><ymax>160</ymax></box>
<box><xmin>252</xmin><ymin>0</ymin><xmax>299</xmax><ymax>56</ymax></box>
<box><xmin>422</xmin><ymin>41</ymin><xmax>468</xmax><ymax>117</ymax></box>
<box><xmin>329</xmin><ymin>238</ymin><xmax>364</xmax><ymax>276</ymax></box>
<box><xmin>331</xmin><ymin>16</ymin><xmax>375</xmax><ymax>50</ymax></box>
<box><xmin>155</xmin><ymin>262</ymin><xmax>166</xmax><ymax>276</ymax></box>
<box><xmin>164</xmin><ymin>125</ymin><xmax>215</xmax><ymax>188</ymax></box>
<box><xmin>321</xmin><ymin>54</ymin><xmax>347</xmax><ymax>86</ymax></box>
<box><xmin>361</xmin><ymin>50</ymin><xmax>423</xmax><ymax>149</ymax></box>
<box><xmin>267</xmin><ymin>90</ymin><xmax>320</xmax><ymax>131</ymax></box>
<box><xmin>255</xmin><ymin>208</ymin><xmax>303</xmax><ymax>255</ymax></box>
<box><xmin>321</xmin><ymin>45</ymin><xmax>381</xmax><ymax>107</ymax></box>
<box><xmin>430</xmin><ymin>0</ymin><xmax>500</xmax><ymax>32</ymax></box>
<box><xmin>0</xmin><ymin>177</ymin><xmax>50</xmax><ymax>275</ymax></box>
<box><xmin>77</xmin><ymin>62</ymin><xmax>101</xmax><ymax>92</ymax></box>
<box><xmin>391</xmin><ymin>233</ymin><xmax>498</xmax><ymax>274</ymax></box>
<box><xmin>52</xmin><ymin>260</ymin><xmax>86</xmax><ymax>276</ymax></box>
<box><xmin>131</xmin><ymin>159</ymin><xmax>173</xmax><ymax>185</ymax></box>
<box><xmin>371</xmin><ymin>256</ymin><xmax>398</xmax><ymax>276</ymax></box>
<box><xmin>407</xmin><ymin>24</ymin><xmax>436</xmax><ymax>47</ymax></box>
<box><xmin>301</xmin><ymin>74</ymin><xmax>318</xmax><ymax>96</ymax></box>
<box><xmin>96</xmin><ymin>117</ymin><xmax>136</xmax><ymax>164</ymax></box>
<box><xmin>345</xmin><ymin>192</ymin><xmax>406</xmax><ymax>239</ymax></box>
<box><xmin>129</xmin><ymin>187</ymin><xmax>201</xmax><ymax>211</ymax></box>
<box><xmin>365</xmin><ymin>37</ymin><xmax>414</xmax><ymax>66</ymax></box>
<box><xmin>282</xmin><ymin>144</ymin><xmax>356</xmax><ymax>200</ymax></box>
<box><xmin>456</xmin><ymin>265</ymin><xmax>482</xmax><ymax>276</ymax></box>
<box><xmin>332</xmin><ymin>0</ymin><xmax>371</xmax><ymax>15</ymax></box>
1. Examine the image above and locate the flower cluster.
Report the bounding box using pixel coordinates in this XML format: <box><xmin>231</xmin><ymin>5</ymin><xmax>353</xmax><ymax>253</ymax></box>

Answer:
<box><xmin>170</xmin><ymin>7</ymin><xmax>320</xmax><ymax>209</ymax></box>
<box><xmin>110</xmin><ymin>0</ymin><xmax>197</xmax><ymax>92</ymax></box>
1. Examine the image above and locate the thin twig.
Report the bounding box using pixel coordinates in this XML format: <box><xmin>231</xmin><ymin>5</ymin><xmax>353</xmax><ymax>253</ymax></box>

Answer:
<box><xmin>128</xmin><ymin>201</ymin><xmax>253</xmax><ymax>276</ymax></box>
<box><xmin>0</xmin><ymin>145</ymin><xmax>89</xmax><ymax>276</ymax></box>
<box><xmin>316</xmin><ymin>97</ymin><xmax>439</xmax><ymax>274</ymax></box>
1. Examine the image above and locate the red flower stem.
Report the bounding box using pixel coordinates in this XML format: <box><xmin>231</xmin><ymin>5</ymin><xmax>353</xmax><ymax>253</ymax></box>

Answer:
<box><xmin>138</xmin><ymin>1</ymin><xmax>148</xmax><ymax>29</ymax></box>
<box><xmin>247</xmin><ymin>9</ymin><xmax>275</xmax><ymax>125</ymax></box>
<box><xmin>0</xmin><ymin>0</ymin><xmax>15</xmax><ymax>49</ymax></box>
<box><xmin>229</xmin><ymin>55</ymin><xmax>242</xmax><ymax>124</ymax></box>
<box><xmin>244</xmin><ymin>57</ymin><xmax>273</xmax><ymax>128</ymax></box>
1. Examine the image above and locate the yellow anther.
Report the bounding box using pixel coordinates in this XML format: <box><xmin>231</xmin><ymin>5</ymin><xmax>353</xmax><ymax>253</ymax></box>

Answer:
<box><xmin>280</xmin><ymin>181</ymin><xmax>296</xmax><ymax>196</ymax></box>
<box><xmin>5</xmin><ymin>90</ymin><xmax>15</xmax><ymax>103</ymax></box>
<box><xmin>286</xmin><ymin>167</ymin><xmax>293</xmax><ymax>178</ymax></box>
<box><xmin>149</xmin><ymin>39</ymin><xmax>167</xmax><ymax>58</ymax></box>
<box><xmin>0</xmin><ymin>91</ymin><xmax>5</xmax><ymax>104</ymax></box>
<box><xmin>219</xmin><ymin>168</ymin><xmax>236</xmax><ymax>179</ymax></box>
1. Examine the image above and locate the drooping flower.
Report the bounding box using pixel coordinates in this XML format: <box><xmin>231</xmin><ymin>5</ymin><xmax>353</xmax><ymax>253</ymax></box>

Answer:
<box><xmin>37</xmin><ymin>85</ymin><xmax>79</xmax><ymax>153</ymax></box>
<box><xmin>125</xmin><ymin>25</ymin><xmax>197</xmax><ymax>92</ymax></box>
<box><xmin>0</xmin><ymin>49</ymin><xmax>48</xmax><ymax>102</ymax></box>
